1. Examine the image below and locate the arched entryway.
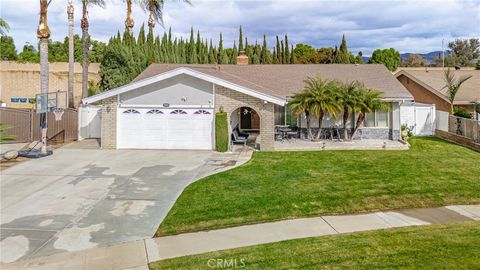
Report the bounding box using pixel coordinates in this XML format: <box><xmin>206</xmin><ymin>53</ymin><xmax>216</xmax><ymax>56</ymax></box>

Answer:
<box><xmin>230</xmin><ymin>106</ymin><xmax>260</xmax><ymax>149</ymax></box>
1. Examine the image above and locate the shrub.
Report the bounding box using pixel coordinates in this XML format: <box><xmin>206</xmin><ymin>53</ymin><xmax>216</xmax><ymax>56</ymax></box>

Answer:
<box><xmin>453</xmin><ymin>107</ymin><xmax>473</xmax><ymax>119</ymax></box>
<box><xmin>215</xmin><ymin>112</ymin><xmax>228</xmax><ymax>152</ymax></box>
<box><xmin>401</xmin><ymin>124</ymin><xmax>413</xmax><ymax>141</ymax></box>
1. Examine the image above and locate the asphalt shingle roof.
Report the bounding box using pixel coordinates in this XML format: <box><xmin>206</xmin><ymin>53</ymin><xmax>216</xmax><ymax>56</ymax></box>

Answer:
<box><xmin>133</xmin><ymin>64</ymin><xmax>414</xmax><ymax>100</ymax></box>
<box><xmin>396</xmin><ymin>69</ymin><xmax>480</xmax><ymax>104</ymax></box>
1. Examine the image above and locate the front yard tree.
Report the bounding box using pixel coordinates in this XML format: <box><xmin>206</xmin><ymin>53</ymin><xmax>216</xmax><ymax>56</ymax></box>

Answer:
<box><xmin>368</xmin><ymin>48</ymin><xmax>401</xmax><ymax>72</ymax></box>
<box><xmin>443</xmin><ymin>68</ymin><xmax>472</xmax><ymax>114</ymax></box>
<box><xmin>338</xmin><ymin>81</ymin><xmax>362</xmax><ymax>140</ymax></box>
<box><xmin>289</xmin><ymin>90</ymin><xmax>314</xmax><ymax>140</ymax></box>
<box><xmin>306</xmin><ymin>78</ymin><xmax>340</xmax><ymax>141</ymax></box>
<box><xmin>351</xmin><ymin>88</ymin><xmax>390</xmax><ymax>140</ymax></box>
<box><xmin>38</xmin><ymin>0</ymin><xmax>51</xmax><ymax>153</ymax></box>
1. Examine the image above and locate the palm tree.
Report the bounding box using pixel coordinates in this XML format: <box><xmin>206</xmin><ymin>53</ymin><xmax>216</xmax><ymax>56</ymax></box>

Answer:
<box><xmin>140</xmin><ymin>0</ymin><xmax>191</xmax><ymax>33</ymax></box>
<box><xmin>0</xmin><ymin>18</ymin><xmax>10</xmax><ymax>35</ymax></box>
<box><xmin>351</xmin><ymin>88</ymin><xmax>390</xmax><ymax>140</ymax></box>
<box><xmin>67</xmin><ymin>0</ymin><xmax>74</xmax><ymax>107</ymax></box>
<box><xmin>289</xmin><ymin>90</ymin><xmax>314</xmax><ymax>140</ymax></box>
<box><xmin>124</xmin><ymin>0</ymin><xmax>135</xmax><ymax>34</ymax></box>
<box><xmin>304</xmin><ymin>77</ymin><xmax>340</xmax><ymax>141</ymax></box>
<box><xmin>81</xmin><ymin>0</ymin><xmax>106</xmax><ymax>99</ymax></box>
<box><xmin>37</xmin><ymin>0</ymin><xmax>51</xmax><ymax>153</ymax></box>
<box><xmin>443</xmin><ymin>68</ymin><xmax>472</xmax><ymax>114</ymax></box>
<box><xmin>337</xmin><ymin>80</ymin><xmax>362</xmax><ymax>140</ymax></box>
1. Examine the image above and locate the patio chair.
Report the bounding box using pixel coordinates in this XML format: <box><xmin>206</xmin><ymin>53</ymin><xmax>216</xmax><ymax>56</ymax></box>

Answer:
<box><xmin>231</xmin><ymin>129</ymin><xmax>248</xmax><ymax>145</ymax></box>
<box><xmin>234</xmin><ymin>124</ymin><xmax>249</xmax><ymax>138</ymax></box>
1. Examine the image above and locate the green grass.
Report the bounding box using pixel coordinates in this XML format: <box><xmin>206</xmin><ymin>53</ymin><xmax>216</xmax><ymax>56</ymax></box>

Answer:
<box><xmin>157</xmin><ymin>137</ymin><xmax>480</xmax><ymax>236</ymax></box>
<box><xmin>150</xmin><ymin>222</ymin><xmax>480</xmax><ymax>270</ymax></box>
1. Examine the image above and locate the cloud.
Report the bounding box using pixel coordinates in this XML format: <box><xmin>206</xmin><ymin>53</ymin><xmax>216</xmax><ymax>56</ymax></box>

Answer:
<box><xmin>2</xmin><ymin>0</ymin><xmax>479</xmax><ymax>56</ymax></box>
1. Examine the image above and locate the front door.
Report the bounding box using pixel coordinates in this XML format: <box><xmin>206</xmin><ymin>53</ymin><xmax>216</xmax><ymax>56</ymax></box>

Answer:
<box><xmin>240</xmin><ymin>107</ymin><xmax>260</xmax><ymax>130</ymax></box>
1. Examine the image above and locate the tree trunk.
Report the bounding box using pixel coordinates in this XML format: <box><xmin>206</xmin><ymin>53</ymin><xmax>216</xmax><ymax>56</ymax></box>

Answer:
<box><xmin>67</xmin><ymin>0</ymin><xmax>74</xmax><ymax>108</ymax></box>
<box><xmin>305</xmin><ymin>110</ymin><xmax>313</xmax><ymax>140</ymax></box>
<box><xmin>314</xmin><ymin>111</ymin><xmax>324</xmax><ymax>141</ymax></box>
<box><xmin>148</xmin><ymin>0</ymin><xmax>155</xmax><ymax>31</ymax></box>
<box><xmin>81</xmin><ymin>2</ymin><xmax>89</xmax><ymax>99</ymax></box>
<box><xmin>38</xmin><ymin>0</ymin><xmax>50</xmax><ymax>154</ymax></box>
<box><xmin>351</xmin><ymin>111</ymin><xmax>365</xmax><ymax>140</ymax></box>
<box><xmin>125</xmin><ymin>0</ymin><xmax>134</xmax><ymax>34</ymax></box>
<box><xmin>342</xmin><ymin>106</ymin><xmax>349</xmax><ymax>140</ymax></box>
<box><xmin>39</xmin><ymin>38</ymin><xmax>49</xmax><ymax>153</ymax></box>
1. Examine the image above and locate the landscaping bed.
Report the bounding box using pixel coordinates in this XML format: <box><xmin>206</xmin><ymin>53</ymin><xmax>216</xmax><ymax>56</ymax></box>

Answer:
<box><xmin>151</xmin><ymin>221</ymin><xmax>480</xmax><ymax>269</ymax></box>
<box><xmin>157</xmin><ymin>137</ymin><xmax>480</xmax><ymax>236</ymax></box>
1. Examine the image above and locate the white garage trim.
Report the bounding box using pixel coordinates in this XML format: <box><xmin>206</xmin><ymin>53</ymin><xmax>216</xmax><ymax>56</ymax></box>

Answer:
<box><xmin>116</xmin><ymin>107</ymin><xmax>214</xmax><ymax>150</ymax></box>
<box><xmin>83</xmin><ymin>67</ymin><xmax>286</xmax><ymax>106</ymax></box>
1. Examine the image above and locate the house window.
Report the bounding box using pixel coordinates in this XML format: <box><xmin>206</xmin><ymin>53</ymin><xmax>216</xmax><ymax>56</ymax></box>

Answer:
<box><xmin>285</xmin><ymin>106</ymin><xmax>297</xmax><ymax>126</ymax></box>
<box><xmin>170</xmin><ymin>109</ymin><xmax>187</xmax><ymax>114</ymax></box>
<box><xmin>146</xmin><ymin>109</ymin><xmax>163</xmax><ymax>114</ymax></box>
<box><xmin>364</xmin><ymin>110</ymin><xmax>389</xmax><ymax>128</ymax></box>
<box><xmin>194</xmin><ymin>109</ymin><xmax>211</xmax><ymax>115</ymax></box>
<box><xmin>123</xmin><ymin>109</ymin><xmax>140</xmax><ymax>114</ymax></box>
<box><xmin>274</xmin><ymin>105</ymin><xmax>285</xmax><ymax>125</ymax></box>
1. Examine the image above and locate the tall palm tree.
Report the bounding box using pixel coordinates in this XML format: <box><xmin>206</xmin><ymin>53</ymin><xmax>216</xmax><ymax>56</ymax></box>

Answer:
<box><xmin>443</xmin><ymin>68</ymin><xmax>472</xmax><ymax>114</ymax></box>
<box><xmin>81</xmin><ymin>0</ymin><xmax>106</xmax><ymax>99</ymax></box>
<box><xmin>37</xmin><ymin>0</ymin><xmax>51</xmax><ymax>153</ymax></box>
<box><xmin>0</xmin><ymin>18</ymin><xmax>10</xmax><ymax>35</ymax></box>
<box><xmin>351</xmin><ymin>88</ymin><xmax>390</xmax><ymax>140</ymax></box>
<box><xmin>304</xmin><ymin>77</ymin><xmax>340</xmax><ymax>141</ymax></box>
<box><xmin>124</xmin><ymin>0</ymin><xmax>135</xmax><ymax>34</ymax></box>
<box><xmin>289</xmin><ymin>90</ymin><xmax>314</xmax><ymax>140</ymax></box>
<box><xmin>140</xmin><ymin>0</ymin><xmax>191</xmax><ymax>33</ymax></box>
<box><xmin>67</xmin><ymin>0</ymin><xmax>74</xmax><ymax>107</ymax></box>
<box><xmin>337</xmin><ymin>80</ymin><xmax>362</xmax><ymax>140</ymax></box>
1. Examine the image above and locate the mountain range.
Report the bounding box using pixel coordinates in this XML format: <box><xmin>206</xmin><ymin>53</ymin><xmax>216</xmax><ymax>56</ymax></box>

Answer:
<box><xmin>363</xmin><ymin>51</ymin><xmax>449</xmax><ymax>63</ymax></box>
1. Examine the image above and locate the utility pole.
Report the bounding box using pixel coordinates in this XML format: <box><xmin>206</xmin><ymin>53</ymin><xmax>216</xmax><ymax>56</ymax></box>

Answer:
<box><xmin>442</xmin><ymin>39</ymin><xmax>445</xmax><ymax>68</ymax></box>
<box><xmin>67</xmin><ymin>0</ymin><xmax>74</xmax><ymax>108</ymax></box>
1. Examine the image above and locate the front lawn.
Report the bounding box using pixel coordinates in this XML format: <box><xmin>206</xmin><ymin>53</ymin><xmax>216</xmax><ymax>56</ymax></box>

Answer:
<box><xmin>157</xmin><ymin>137</ymin><xmax>480</xmax><ymax>236</ymax></box>
<box><xmin>151</xmin><ymin>222</ymin><xmax>480</xmax><ymax>269</ymax></box>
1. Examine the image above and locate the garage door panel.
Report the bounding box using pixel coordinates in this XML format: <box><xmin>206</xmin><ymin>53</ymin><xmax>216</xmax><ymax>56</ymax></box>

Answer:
<box><xmin>117</xmin><ymin>107</ymin><xmax>213</xmax><ymax>150</ymax></box>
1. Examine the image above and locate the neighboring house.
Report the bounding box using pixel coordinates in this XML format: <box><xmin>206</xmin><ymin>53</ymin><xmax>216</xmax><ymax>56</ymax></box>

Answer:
<box><xmin>82</xmin><ymin>60</ymin><xmax>413</xmax><ymax>151</ymax></box>
<box><xmin>395</xmin><ymin>68</ymin><xmax>480</xmax><ymax>114</ymax></box>
<box><xmin>0</xmin><ymin>61</ymin><xmax>100</xmax><ymax>108</ymax></box>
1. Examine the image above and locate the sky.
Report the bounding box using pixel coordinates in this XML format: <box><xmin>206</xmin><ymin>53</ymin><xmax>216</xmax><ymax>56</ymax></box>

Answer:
<box><xmin>1</xmin><ymin>0</ymin><xmax>479</xmax><ymax>56</ymax></box>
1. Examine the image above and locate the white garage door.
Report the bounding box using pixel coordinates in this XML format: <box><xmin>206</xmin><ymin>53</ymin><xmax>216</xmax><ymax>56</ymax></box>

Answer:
<box><xmin>117</xmin><ymin>108</ymin><xmax>213</xmax><ymax>150</ymax></box>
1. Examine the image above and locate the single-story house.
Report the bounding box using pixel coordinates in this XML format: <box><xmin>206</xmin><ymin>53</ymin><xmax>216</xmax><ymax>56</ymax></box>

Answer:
<box><xmin>82</xmin><ymin>61</ymin><xmax>414</xmax><ymax>151</ymax></box>
<box><xmin>395</xmin><ymin>68</ymin><xmax>479</xmax><ymax>114</ymax></box>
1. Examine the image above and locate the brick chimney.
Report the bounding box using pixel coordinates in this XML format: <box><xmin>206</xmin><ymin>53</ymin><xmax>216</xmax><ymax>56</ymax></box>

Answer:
<box><xmin>236</xmin><ymin>51</ymin><xmax>248</xmax><ymax>65</ymax></box>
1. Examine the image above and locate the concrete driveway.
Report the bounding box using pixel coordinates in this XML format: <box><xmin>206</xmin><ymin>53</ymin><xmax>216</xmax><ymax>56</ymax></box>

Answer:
<box><xmin>0</xmin><ymin>143</ymin><xmax>248</xmax><ymax>263</ymax></box>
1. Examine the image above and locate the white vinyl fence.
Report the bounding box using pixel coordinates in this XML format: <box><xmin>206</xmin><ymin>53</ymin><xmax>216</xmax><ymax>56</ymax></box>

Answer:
<box><xmin>400</xmin><ymin>102</ymin><xmax>436</xmax><ymax>136</ymax></box>
<box><xmin>78</xmin><ymin>106</ymin><xmax>102</xmax><ymax>140</ymax></box>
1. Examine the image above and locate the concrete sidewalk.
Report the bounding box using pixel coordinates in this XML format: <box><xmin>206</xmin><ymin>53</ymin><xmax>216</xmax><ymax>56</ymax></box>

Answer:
<box><xmin>2</xmin><ymin>204</ymin><xmax>479</xmax><ymax>270</ymax></box>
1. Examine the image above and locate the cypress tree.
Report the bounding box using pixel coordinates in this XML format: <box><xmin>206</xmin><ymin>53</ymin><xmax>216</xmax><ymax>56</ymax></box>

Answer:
<box><xmin>253</xmin><ymin>40</ymin><xmax>260</xmax><ymax>64</ymax></box>
<box><xmin>260</xmin><ymin>34</ymin><xmax>268</xmax><ymax>64</ymax></box>
<box><xmin>272</xmin><ymin>47</ymin><xmax>277</xmax><ymax>64</ymax></box>
<box><xmin>137</xmin><ymin>24</ymin><xmax>146</xmax><ymax>47</ymax></box>
<box><xmin>209</xmin><ymin>39</ymin><xmax>217</xmax><ymax>64</ymax></box>
<box><xmin>187</xmin><ymin>28</ymin><xmax>197</xmax><ymax>64</ymax></box>
<box><xmin>218</xmin><ymin>33</ymin><xmax>228</xmax><ymax>64</ymax></box>
<box><xmin>275</xmin><ymin>36</ymin><xmax>281</xmax><ymax>63</ymax></box>
<box><xmin>290</xmin><ymin>44</ymin><xmax>295</xmax><ymax>64</ymax></box>
<box><xmin>238</xmin><ymin>26</ymin><xmax>244</xmax><ymax>53</ymax></box>
<box><xmin>285</xmin><ymin>35</ymin><xmax>289</xmax><ymax>64</ymax></box>
<box><xmin>230</xmin><ymin>41</ymin><xmax>238</xmax><ymax>64</ymax></box>
<box><xmin>281</xmin><ymin>40</ymin><xmax>285</xmax><ymax>64</ymax></box>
